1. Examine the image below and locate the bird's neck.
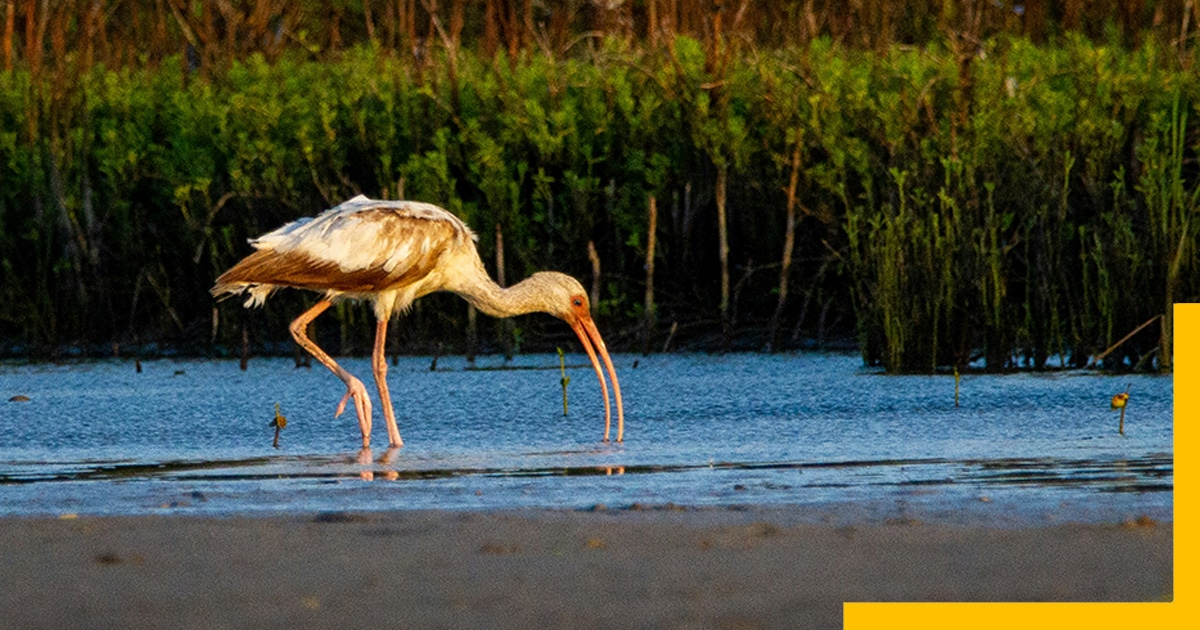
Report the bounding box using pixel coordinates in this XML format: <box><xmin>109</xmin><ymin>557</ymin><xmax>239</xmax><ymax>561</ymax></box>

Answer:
<box><xmin>454</xmin><ymin>261</ymin><xmax>546</xmax><ymax>319</ymax></box>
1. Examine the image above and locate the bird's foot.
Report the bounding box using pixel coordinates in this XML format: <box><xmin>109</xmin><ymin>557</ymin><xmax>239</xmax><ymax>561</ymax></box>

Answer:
<box><xmin>334</xmin><ymin>377</ymin><xmax>373</xmax><ymax>445</ymax></box>
<box><xmin>335</xmin><ymin>378</ymin><xmax>371</xmax><ymax>417</ymax></box>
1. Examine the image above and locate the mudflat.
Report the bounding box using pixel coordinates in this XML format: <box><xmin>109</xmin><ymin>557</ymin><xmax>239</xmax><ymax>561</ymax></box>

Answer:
<box><xmin>0</xmin><ymin>508</ymin><xmax>1171</xmax><ymax>629</ymax></box>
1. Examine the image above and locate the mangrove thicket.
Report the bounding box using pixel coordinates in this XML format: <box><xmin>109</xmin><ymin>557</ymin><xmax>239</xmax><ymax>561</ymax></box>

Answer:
<box><xmin>0</xmin><ymin>1</ymin><xmax>1197</xmax><ymax>372</ymax></box>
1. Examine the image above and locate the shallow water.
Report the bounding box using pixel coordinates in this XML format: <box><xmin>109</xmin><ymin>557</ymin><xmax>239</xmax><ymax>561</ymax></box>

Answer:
<box><xmin>0</xmin><ymin>353</ymin><xmax>1172</xmax><ymax>524</ymax></box>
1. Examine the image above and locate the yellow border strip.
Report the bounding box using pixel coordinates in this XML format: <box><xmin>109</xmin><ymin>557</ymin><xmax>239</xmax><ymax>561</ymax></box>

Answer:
<box><xmin>844</xmin><ymin>303</ymin><xmax>1192</xmax><ymax>629</ymax></box>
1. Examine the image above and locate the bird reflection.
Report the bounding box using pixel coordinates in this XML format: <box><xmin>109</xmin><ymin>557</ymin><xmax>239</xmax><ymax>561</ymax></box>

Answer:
<box><xmin>356</xmin><ymin>447</ymin><xmax>401</xmax><ymax>481</ymax></box>
<box><xmin>351</xmin><ymin>448</ymin><xmax>627</xmax><ymax>481</ymax></box>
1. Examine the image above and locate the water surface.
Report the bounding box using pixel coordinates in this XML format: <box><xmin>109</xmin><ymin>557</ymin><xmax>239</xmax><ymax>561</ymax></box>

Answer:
<box><xmin>0</xmin><ymin>354</ymin><xmax>1172</xmax><ymax>524</ymax></box>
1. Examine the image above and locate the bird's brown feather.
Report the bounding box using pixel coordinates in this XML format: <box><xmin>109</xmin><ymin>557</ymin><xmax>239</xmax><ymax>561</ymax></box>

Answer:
<box><xmin>214</xmin><ymin>248</ymin><xmax>425</xmax><ymax>294</ymax></box>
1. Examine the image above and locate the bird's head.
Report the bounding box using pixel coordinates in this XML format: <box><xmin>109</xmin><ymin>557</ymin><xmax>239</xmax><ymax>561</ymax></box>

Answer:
<box><xmin>528</xmin><ymin>271</ymin><xmax>625</xmax><ymax>442</ymax></box>
<box><xmin>528</xmin><ymin>272</ymin><xmax>592</xmax><ymax>324</ymax></box>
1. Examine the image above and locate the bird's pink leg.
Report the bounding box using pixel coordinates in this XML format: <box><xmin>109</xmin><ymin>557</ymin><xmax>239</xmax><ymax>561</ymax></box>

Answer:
<box><xmin>289</xmin><ymin>299</ymin><xmax>373</xmax><ymax>448</ymax></box>
<box><xmin>371</xmin><ymin>318</ymin><xmax>403</xmax><ymax>448</ymax></box>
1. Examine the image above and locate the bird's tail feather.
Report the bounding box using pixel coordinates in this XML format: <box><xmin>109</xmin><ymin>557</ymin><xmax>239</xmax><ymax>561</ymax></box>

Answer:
<box><xmin>211</xmin><ymin>281</ymin><xmax>274</xmax><ymax>308</ymax></box>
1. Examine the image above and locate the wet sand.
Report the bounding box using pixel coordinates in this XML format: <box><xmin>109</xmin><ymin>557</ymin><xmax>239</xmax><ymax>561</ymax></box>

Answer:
<box><xmin>0</xmin><ymin>508</ymin><xmax>1172</xmax><ymax>629</ymax></box>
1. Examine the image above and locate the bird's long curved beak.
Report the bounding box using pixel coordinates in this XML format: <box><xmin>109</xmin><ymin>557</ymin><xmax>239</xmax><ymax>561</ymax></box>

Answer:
<box><xmin>569</xmin><ymin>314</ymin><xmax>624</xmax><ymax>442</ymax></box>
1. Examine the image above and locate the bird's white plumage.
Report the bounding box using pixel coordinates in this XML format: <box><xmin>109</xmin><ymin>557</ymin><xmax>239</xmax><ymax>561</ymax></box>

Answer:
<box><xmin>250</xmin><ymin>195</ymin><xmax>474</xmax><ymax>275</ymax></box>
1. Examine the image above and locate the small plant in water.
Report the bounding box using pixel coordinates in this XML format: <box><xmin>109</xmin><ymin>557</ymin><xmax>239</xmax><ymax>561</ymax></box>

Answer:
<box><xmin>557</xmin><ymin>347</ymin><xmax>570</xmax><ymax>416</ymax></box>
<box><xmin>1111</xmin><ymin>385</ymin><xmax>1131</xmax><ymax>436</ymax></box>
<box><xmin>270</xmin><ymin>402</ymin><xmax>288</xmax><ymax>448</ymax></box>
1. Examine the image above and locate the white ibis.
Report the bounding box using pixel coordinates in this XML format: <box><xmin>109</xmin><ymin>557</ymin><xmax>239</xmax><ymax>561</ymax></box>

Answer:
<box><xmin>212</xmin><ymin>195</ymin><xmax>624</xmax><ymax>449</ymax></box>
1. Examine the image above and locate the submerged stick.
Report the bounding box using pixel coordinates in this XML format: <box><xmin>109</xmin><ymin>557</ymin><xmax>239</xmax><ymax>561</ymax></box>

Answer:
<box><xmin>558</xmin><ymin>347</ymin><xmax>570</xmax><ymax>416</ymax></box>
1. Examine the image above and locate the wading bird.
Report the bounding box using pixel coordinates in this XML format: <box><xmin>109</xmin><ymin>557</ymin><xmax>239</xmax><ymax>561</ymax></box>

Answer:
<box><xmin>212</xmin><ymin>195</ymin><xmax>624</xmax><ymax>449</ymax></box>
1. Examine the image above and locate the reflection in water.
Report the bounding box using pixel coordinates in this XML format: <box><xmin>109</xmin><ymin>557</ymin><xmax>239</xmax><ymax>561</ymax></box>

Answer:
<box><xmin>357</xmin><ymin>447</ymin><xmax>401</xmax><ymax>481</ymax></box>
<box><xmin>0</xmin><ymin>452</ymin><xmax>1170</xmax><ymax>493</ymax></box>
<box><xmin>351</xmin><ymin>455</ymin><xmax>625</xmax><ymax>483</ymax></box>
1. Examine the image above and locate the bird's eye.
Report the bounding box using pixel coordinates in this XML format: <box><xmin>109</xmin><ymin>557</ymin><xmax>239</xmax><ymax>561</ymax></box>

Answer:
<box><xmin>573</xmin><ymin>298</ymin><xmax>583</xmax><ymax>307</ymax></box>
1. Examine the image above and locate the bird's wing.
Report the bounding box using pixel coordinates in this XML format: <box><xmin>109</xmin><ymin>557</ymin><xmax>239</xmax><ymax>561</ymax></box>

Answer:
<box><xmin>214</xmin><ymin>197</ymin><xmax>475</xmax><ymax>297</ymax></box>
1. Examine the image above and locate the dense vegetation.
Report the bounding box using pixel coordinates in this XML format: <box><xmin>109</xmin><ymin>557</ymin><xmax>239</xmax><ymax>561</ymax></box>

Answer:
<box><xmin>1</xmin><ymin>1</ymin><xmax>1197</xmax><ymax>372</ymax></box>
